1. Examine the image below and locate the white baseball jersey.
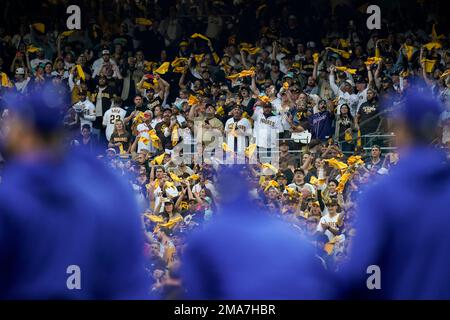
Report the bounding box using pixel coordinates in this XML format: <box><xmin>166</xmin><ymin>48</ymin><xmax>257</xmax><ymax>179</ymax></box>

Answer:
<box><xmin>224</xmin><ymin>117</ymin><xmax>252</xmax><ymax>154</ymax></box>
<box><xmin>103</xmin><ymin>107</ymin><xmax>127</xmax><ymax>141</ymax></box>
<box><xmin>252</xmin><ymin>107</ymin><xmax>283</xmax><ymax>148</ymax></box>
<box><xmin>73</xmin><ymin>99</ymin><xmax>96</xmax><ymax>131</ymax></box>
<box><xmin>316</xmin><ymin>213</ymin><xmax>341</xmax><ymax>241</ymax></box>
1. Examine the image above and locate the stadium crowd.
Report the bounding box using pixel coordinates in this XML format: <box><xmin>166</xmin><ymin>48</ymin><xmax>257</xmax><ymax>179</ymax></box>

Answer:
<box><xmin>0</xmin><ymin>0</ymin><xmax>449</xmax><ymax>299</ymax></box>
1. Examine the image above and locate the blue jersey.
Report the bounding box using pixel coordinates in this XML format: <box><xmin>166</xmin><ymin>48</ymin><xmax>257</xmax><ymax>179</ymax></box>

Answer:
<box><xmin>338</xmin><ymin>147</ymin><xmax>450</xmax><ymax>299</ymax></box>
<box><xmin>0</xmin><ymin>149</ymin><xmax>148</xmax><ymax>299</ymax></box>
<box><xmin>182</xmin><ymin>194</ymin><xmax>334</xmax><ymax>299</ymax></box>
<box><xmin>309</xmin><ymin>111</ymin><xmax>334</xmax><ymax>140</ymax></box>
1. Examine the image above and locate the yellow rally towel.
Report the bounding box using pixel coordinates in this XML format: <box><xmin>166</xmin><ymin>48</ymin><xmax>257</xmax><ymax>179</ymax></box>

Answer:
<box><xmin>336</xmin><ymin>172</ymin><xmax>352</xmax><ymax>193</ymax></box>
<box><xmin>365</xmin><ymin>56</ymin><xmax>382</xmax><ymax>66</ymax></box>
<box><xmin>188</xmin><ymin>95</ymin><xmax>199</xmax><ymax>106</ymax></box>
<box><xmin>259</xmin><ymin>95</ymin><xmax>271</xmax><ymax>103</ymax></box>
<box><xmin>169</xmin><ymin>172</ymin><xmax>183</xmax><ymax>183</ymax></box>
<box><xmin>172</xmin><ymin>124</ymin><xmax>179</xmax><ymax>147</ymax></box>
<box><xmin>76</xmin><ymin>64</ymin><xmax>85</xmax><ymax>81</ymax></box>
<box><xmin>356</xmin><ymin>129</ymin><xmax>362</xmax><ymax>148</ymax></box>
<box><xmin>347</xmin><ymin>155</ymin><xmax>364</xmax><ymax>166</ymax></box>
<box><xmin>144</xmin><ymin>213</ymin><xmax>164</xmax><ymax>223</ymax></box>
<box><xmin>59</xmin><ymin>30</ymin><xmax>75</xmax><ymax>38</ymax></box>
<box><xmin>335</xmin><ymin>66</ymin><xmax>357</xmax><ymax>74</ymax></box>
<box><xmin>118</xmin><ymin>143</ymin><xmax>126</xmax><ymax>155</ymax></box>
<box><xmin>159</xmin><ymin>216</ymin><xmax>183</xmax><ymax>229</ymax></box>
<box><xmin>142</xmin><ymin>82</ymin><xmax>153</xmax><ymax>89</ymax></box>
<box><xmin>240</xmin><ymin>43</ymin><xmax>261</xmax><ymax>55</ymax></box>
<box><xmin>149</xmin><ymin>129</ymin><xmax>161</xmax><ymax>148</ymax></box>
<box><xmin>152</xmin><ymin>153</ymin><xmax>166</xmax><ymax>165</ymax></box>
<box><xmin>344</xmin><ymin>130</ymin><xmax>353</xmax><ymax>142</ymax></box>
<box><xmin>245</xmin><ymin>143</ymin><xmax>257</xmax><ymax>158</ymax></box>
<box><xmin>186</xmin><ymin>174</ymin><xmax>200</xmax><ymax>181</ymax></box>
<box><xmin>173</xmin><ymin>66</ymin><xmax>185</xmax><ymax>73</ymax></box>
<box><xmin>226</xmin><ymin>68</ymin><xmax>255</xmax><ymax>80</ymax></box>
<box><xmin>191</xmin><ymin>33</ymin><xmax>210</xmax><ymax>42</ymax></box>
<box><xmin>421</xmin><ymin>59</ymin><xmax>437</xmax><ymax>73</ymax></box>
<box><xmin>264</xmin><ymin>180</ymin><xmax>279</xmax><ymax>192</ymax></box>
<box><xmin>139</xmin><ymin>136</ymin><xmax>150</xmax><ymax>145</ymax></box>
<box><xmin>136</xmin><ymin>18</ymin><xmax>152</xmax><ymax>26</ymax></box>
<box><xmin>222</xmin><ymin>143</ymin><xmax>234</xmax><ymax>154</ymax></box>
<box><xmin>404</xmin><ymin>44</ymin><xmax>415</xmax><ymax>61</ymax></box>
<box><xmin>283</xmin><ymin>82</ymin><xmax>289</xmax><ymax>90</ymax></box>
<box><xmin>324</xmin><ymin>158</ymin><xmax>348</xmax><ymax>171</ymax></box>
<box><xmin>154</xmin><ymin>62</ymin><xmax>170</xmax><ymax>74</ymax></box>
<box><xmin>261</xmin><ymin>163</ymin><xmax>278</xmax><ymax>174</ymax></box>
<box><xmin>313</xmin><ymin>53</ymin><xmax>319</xmax><ymax>63</ymax></box>
<box><xmin>32</xmin><ymin>23</ymin><xmax>45</xmax><ymax>33</ymax></box>
<box><xmin>171</xmin><ymin>57</ymin><xmax>188</xmax><ymax>67</ymax></box>
<box><xmin>215</xmin><ymin>105</ymin><xmax>225</xmax><ymax>117</ymax></box>
<box><xmin>1</xmin><ymin>72</ymin><xmax>12</xmax><ymax>87</ymax></box>
<box><xmin>241</xmin><ymin>47</ymin><xmax>261</xmax><ymax>55</ymax></box>
<box><xmin>164</xmin><ymin>181</ymin><xmax>176</xmax><ymax>190</ymax></box>
<box><xmin>285</xmin><ymin>186</ymin><xmax>296</xmax><ymax>196</ymax></box>
<box><xmin>375</xmin><ymin>46</ymin><xmax>381</xmax><ymax>58</ymax></box>
<box><xmin>27</xmin><ymin>45</ymin><xmax>40</xmax><ymax>53</ymax></box>
<box><xmin>326</xmin><ymin>47</ymin><xmax>350</xmax><ymax>59</ymax></box>
<box><xmin>423</xmin><ymin>42</ymin><xmax>442</xmax><ymax>51</ymax></box>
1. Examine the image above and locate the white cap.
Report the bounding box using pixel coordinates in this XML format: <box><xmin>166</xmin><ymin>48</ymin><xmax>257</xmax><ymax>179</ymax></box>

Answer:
<box><xmin>16</xmin><ymin>67</ymin><xmax>25</xmax><ymax>75</ymax></box>
<box><xmin>102</xmin><ymin>49</ymin><xmax>110</xmax><ymax>55</ymax></box>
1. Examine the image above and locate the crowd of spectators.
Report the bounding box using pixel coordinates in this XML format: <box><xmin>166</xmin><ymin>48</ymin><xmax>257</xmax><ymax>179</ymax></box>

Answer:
<box><xmin>0</xmin><ymin>0</ymin><xmax>449</xmax><ymax>298</ymax></box>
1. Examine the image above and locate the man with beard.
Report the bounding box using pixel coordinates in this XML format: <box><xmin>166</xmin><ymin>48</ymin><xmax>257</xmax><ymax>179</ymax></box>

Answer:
<box><xmin>91</xmin><ymin>75</ymin><xmax>114</xmax><ymax>145</ymax></box>
<box><xmin>224</xmin><ymin>106</ymin><xmax>252</xmax><ymax>159</ymax></box>
<box><xmin>355</xmin><ymin>88</ymin><xmax>382</xmax><ymax>136</ymax></box>
<box><xmin>197</xmin><ymin>104</ymin><xmax>224</xmax><ymax>149</ymax></box>
<box><xmin>155</xmin><ymin>108</ymin><xmax>177</xmax><ymax>150</ymax></box>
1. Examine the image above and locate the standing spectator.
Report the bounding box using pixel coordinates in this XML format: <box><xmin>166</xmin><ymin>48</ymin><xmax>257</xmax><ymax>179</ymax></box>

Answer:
<box><xmin>355</xmin><ymin>88</ymin><xmax>382</xmax><ymax>136</ymax></box>
<box><xmin>103</xmin><ymin>97</ymin><xmax>127</xmax><ymax>142</ymax></box>
<box><xmin>72</xmin><ymin>90</ymin><xmax>96</xmax><ymax>132</ymax></box>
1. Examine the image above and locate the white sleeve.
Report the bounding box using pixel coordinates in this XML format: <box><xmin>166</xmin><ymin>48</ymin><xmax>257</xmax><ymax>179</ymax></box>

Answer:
<box><xmin>329</xmin><ymin>73</ymin><xmax>340</xmax><ymax>96</ymax></box>
<box><xmin>244</xmin><ymin>119</ymin><xmax>253</xmax><ymax>135</ymax></box>
<box><xmin>83</xmin><ymin>103</ymin><xmax>97</xmax><ymax>122</ymax></box>
<box><xmin>120</xmin><ymin>109</ymin><xmax>127</xmax><ymax>120</ymax></box>
<box><xmin>102</xmin><ymin>111</ymin><xmax>109</xmax><ymax>127</ymax></box>
<box><xmin>316</xmin><ymin>216</ymin><xmax>326</xmax><ymax>233</ymax></box>
<box><xmin>224</xmin><ymin>119</ymin><xmax>232</xmax><ymax>133</ymax></box>
<box><xmin>252</xmin><ymin>107</ymin><xmax>262</xmax><ymax>120</ymax></box>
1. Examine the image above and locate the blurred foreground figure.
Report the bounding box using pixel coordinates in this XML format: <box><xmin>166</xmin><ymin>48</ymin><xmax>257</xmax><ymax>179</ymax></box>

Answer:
<box><xmin>182</xmin><ymin>167</ymin><xmax>333</xmax><ymax>299</ymax></box>
<box><xmin>339</xmin><ymin>90</ymin><xmax>450</xmax><ymax>299</ymax></box>
<box><xmin>0</xmin><ymin>87</ymin><xmax>147</xmax><ymax>299</ymax></box>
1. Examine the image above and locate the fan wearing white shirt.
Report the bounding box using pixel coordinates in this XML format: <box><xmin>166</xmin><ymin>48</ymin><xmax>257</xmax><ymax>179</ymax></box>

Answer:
<box><xmin>329</xmin><ymin>65</ymin><xmax>359</xmax><ymax>117</ymax></box>
<box><xmin>224</xmin><ymin>106</ymin><xmax>252</xmax><ymax>158</ymax></box>
<box><xmin>131</xmin><ymin>112</ymin><xmax>156</xmax><ymax>154</ymax></box>
<box><xmin>103</xmin><ymin>97</ymin><xmax>127</xmax><ymax>141</ymax></box>
<box><xmin>13</xmin><ymin>68</ymin><xmax>31</xmax><ymax>94</ymax></box>
<box><xmin>251</xmin><ymin>102</ymin><xmax>284</xmax><ymax>162</ymax></box>
<box><xmin>286</xmin><ymin>169</ymin><xmax>316</xmax><ymax>196</ymax></box>
<box><xmin>72</xmin><ymin>91</ymin><xmax>96</xmax><ymax>132</ymax></box>
<box><xmin>316</xmin><ymin>199</ymin><xmax>343</xmax><ymax>241</ymax></box>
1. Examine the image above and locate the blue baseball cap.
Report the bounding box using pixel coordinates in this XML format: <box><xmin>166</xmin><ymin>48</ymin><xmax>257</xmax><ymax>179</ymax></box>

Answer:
<box><xmin>389</xmin><ymin>88</ymin><xmax>443</xmax><ymax>140</ymax></box>
<box><xmin>4</xmin><ymin>83</ymin><xmax>68</xmax><ymax>133</ymax></box>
